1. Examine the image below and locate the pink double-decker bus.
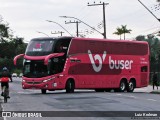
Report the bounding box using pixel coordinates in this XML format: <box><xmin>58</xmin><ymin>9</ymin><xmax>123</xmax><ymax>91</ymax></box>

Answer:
<box><xmin>14</xmin><ymin>37</ymin><xmax>149</xmax><ymax>93</ymax></box>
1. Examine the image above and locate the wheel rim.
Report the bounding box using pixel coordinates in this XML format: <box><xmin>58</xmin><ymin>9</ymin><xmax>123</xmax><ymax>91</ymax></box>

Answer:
<box><xmin>129</xmin><ymin>82</ymin><xmax>134</xmax><ymax>90</ymax></box>
<box><xmin>120</xmin><ymin>82</ymin><xmax>125</xmax><ymax>91</ymax></box>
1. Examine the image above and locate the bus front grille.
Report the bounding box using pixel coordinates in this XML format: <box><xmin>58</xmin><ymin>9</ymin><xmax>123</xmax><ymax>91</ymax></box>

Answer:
<box><xmin>26</xmin><ymin>82</ymin><xmax>42</xmax><ymax>84</ymax></box>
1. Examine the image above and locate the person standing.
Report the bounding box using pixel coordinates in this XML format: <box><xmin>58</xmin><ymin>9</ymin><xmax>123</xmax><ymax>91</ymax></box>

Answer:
<box><xmin>152</xmin><ymin>72</ymin><xmax>158</xmax><ymax>90</ymax></box>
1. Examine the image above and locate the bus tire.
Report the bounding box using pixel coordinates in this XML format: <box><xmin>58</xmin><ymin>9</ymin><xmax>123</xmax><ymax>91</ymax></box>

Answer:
<box><xmin>119</xmin><ymin>80</ymin><xmax>126</xmax><ymax>92</ymax></box>
<box><xmin>127</xmin><ymin>80</ymin><xmax>135</xmax><ymax>92</ymax></box>
<box><xmin>66</xmin><ymin>79</ymin><xmax>75</xmax><ymax>93</ymax></box>
<box><xmin>41</xmin><ymin>89</ymin><xmax>46</xmax><ymax>94</ymax></box>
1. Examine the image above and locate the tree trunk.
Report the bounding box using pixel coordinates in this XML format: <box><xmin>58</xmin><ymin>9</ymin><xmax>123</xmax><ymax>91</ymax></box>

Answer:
<box><xmin>124</xmin><ymin>33</ymin><xmax>125</xmax><ymax>40</ymax></box>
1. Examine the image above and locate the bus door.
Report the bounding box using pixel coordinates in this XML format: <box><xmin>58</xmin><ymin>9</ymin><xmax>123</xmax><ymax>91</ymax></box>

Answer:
<box><xmin>68</xmin><ymin>57</ymin><xmax>81</xmax><ymax>87</ymax></box>
<box><xmin>140</xmin><ymin>66</ymin><xmax>148</xmax><ymax>86</ymax></box>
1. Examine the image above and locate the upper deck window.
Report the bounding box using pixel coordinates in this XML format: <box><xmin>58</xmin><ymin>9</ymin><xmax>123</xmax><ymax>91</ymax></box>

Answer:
<box><xmin>25</xmin><ymin>37</ymin><xmax>72</xmax><ymax>56</ymax></box>
<box><xmin>27</xmin><ymin>40</ymin><xmax>54</xmax><ymax>52</ymax></box>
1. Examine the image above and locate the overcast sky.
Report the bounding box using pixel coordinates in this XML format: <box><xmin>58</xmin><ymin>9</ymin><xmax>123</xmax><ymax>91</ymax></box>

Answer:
<box><xmin>0</xmin><ymin>0</ymin><xmax>160</xmax><ymax>42</ymax></box>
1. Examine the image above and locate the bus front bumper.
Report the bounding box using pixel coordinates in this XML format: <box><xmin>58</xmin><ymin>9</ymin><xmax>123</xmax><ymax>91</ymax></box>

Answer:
<box><xmin>22</xmin><ymin>80</ymin><xmax>63</xmax><ymax>90</ymax></box>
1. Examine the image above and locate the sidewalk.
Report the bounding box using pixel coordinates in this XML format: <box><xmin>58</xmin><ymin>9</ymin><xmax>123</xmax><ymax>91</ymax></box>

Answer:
<box><xmin>134</xmin><ymin>85</ymin><xmax>160</xmax><ymax>94</ymax></box>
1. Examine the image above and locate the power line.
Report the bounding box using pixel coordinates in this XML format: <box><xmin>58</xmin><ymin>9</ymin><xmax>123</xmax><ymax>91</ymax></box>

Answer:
<box><xmin>60</xmin><ymin>16</ymin><xmax>103</xmax><ymax>37</ymax></box>
<box><xmin>138</xmin><ymin>0</ymin><xmax>160</xmax><ymax>22</ymax></box>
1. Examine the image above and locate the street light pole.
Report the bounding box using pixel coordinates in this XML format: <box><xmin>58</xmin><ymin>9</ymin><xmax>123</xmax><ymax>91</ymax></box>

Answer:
<box><xmin>46</xmin><ymin>20</ymin><xmax>73</xmax><ymax>36</ymax></box>
<box><xmin>37</xmin><ymin>31</ymin><xmax>49</xmax><ymax>37</ymax></box>
<box><xmin>60</xmin><ymin>16</ymin><xmax>104</xmax><ymax>37</ymax></box>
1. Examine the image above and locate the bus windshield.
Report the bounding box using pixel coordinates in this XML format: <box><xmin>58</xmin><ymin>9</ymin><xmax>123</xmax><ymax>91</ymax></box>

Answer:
<box><xmin>23</xmin><ymin>57</ymin><xmax>65</xmax><ymax>78</ymax></box>
<box><xmin>23</xmin><ymin>60</ymin><xmax>48</xmax><ymax>78</ymax></box>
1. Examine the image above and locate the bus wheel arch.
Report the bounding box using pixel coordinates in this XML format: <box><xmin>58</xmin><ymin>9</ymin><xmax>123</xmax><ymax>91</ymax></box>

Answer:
<box><xmin>65</xmin><ymin>78</ymin><xmax>75</xmax><ymax>93</ymax></box>
<box><xmin>119</xmin><ymin>78</ymin><xmax>127</xmax><ymax>92</ymax></box>
<box><xmin>127</xmin><ymin>78</ymin><xmax>136</xmax><ymax>92</ymax></box>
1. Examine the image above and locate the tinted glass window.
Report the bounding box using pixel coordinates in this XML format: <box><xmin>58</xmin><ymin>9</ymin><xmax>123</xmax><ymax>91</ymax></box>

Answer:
<box><xmin>26</xmin><ymin>40</ymin><xmax>54</xmax><ymax>52</ymax></box>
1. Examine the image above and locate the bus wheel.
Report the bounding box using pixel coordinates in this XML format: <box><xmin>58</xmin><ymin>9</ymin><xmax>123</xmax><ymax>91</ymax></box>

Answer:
<box><xmin>127</xmin><ymin>81</ymin><xmax>135</xmax><ymax>92</ymax></box>
<box><xmin>66</xmin><ymin>80</ymin><xmax>75</xmax><ymax>93</ymax></box>
<box><xmin>119</xmin><ymin>80</ymin><xmax>126</xmax><ymax>92</ymax></box>
<box><xmin>41</xmin><ymin>89</ymin><xmax>46</xmax><ymax>94</ymax></box>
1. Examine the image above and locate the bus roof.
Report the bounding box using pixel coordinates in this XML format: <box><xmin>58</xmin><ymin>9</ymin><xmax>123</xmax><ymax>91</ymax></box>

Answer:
<box><xmin>30</xmin><ymin>37</ymin><xmax>148</xmax><ymax>45</ymax></box>
<box><xmin>72</xmin><ymin>37</ymin><xmax>148</xmax><ymax>45</ymax></box>
<box><xmin>31</xmin><ymin>36</ymin><xmax>73</xmax><ymax>41</ymax></box>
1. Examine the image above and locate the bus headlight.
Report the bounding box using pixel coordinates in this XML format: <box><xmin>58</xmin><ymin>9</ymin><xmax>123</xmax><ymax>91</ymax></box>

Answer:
<box><xmin>43</xmin><ymin>80</ymin><xmax>48</xmax><ymax>83</ymax></box>
<box><xmin>43</xmin><ymin>77</ymin><xmax>55</xmax><ymax>83</ymax></box>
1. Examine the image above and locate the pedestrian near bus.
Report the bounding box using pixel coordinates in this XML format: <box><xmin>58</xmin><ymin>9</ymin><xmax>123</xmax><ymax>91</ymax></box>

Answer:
<box><xmin>152</xmin><ymin>72</ymin><xmax>158</xmax><ymax>90</ymax></box>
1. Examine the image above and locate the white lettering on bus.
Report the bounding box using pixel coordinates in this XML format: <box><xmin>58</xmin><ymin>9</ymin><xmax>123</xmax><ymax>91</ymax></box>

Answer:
<box><xmin>109</xmin><ymin>56</ymin><xmax>133</xmax><ymax>70</ymax></box>
<box><xmin>33</xmin><ymin>48</ymin><xmax>42</xmax><ymax>51</ymax></box>
<box><xmin>88</xmin><ymin>50</ymin><xmax>106</xmax><ymax>72</ymax></box>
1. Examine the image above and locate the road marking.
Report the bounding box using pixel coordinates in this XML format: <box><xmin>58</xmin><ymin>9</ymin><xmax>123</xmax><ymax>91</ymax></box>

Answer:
<box><xmin>17</xmin><ymin>91</ymin><xmax>33</xmax><ymax>94</ymax></box>
<box><xmin>147</xmin><ymin>99</ymin><xmax>157</xmax><ymax>102</ymax></box>
<box><xmin>129</xmin><ymin>96</ymin><xmax>136</xmax><ymax>98</ymax></box>
<box><xmin>4</xmin><ymin>116</ymin><xmax>7</xmax><ymax>120</ymax></box>
<box><xmin>116</xmin><ymin>94</ymin><xmax>122</xmax><ymax>96</ymax></box>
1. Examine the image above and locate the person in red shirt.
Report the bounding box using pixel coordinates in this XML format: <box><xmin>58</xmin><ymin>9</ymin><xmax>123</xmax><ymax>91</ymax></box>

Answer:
<box><xmin>0</xmin><ymin>67</ymin><xmax>12</xmax><ymax>98</ymax></box>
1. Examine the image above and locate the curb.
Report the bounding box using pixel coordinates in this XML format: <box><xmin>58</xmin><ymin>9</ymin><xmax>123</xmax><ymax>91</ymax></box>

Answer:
<box><xmin>150</xmin><ymin>91</ymin><xmax>160</xmax><ymax>94</ymax></box>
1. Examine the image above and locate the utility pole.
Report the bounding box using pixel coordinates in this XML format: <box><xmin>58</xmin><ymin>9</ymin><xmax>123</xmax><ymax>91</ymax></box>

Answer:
<box><xmin>88</xmin><ymin>1</ymin><xmax>109</xmax><ymax>39</ymax></box>
<box><xmin>65</xmin><ymin>20</ymin><xmax>81</xmax><ymax>37</ymax></box>
<box><xmin>51</xmin><ymin>31</ymin><xmax>64</xmax><ymax>36</ymax></box>
<box><xmin>60</xmin><ymin>16</ymin><xmax>103</xmax><ymax>37</ymax></box>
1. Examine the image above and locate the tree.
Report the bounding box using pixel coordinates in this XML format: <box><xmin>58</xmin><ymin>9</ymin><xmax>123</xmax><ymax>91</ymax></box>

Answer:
<box><xmin>113</xmin><ymin>27</ymin><xmax>123</xmax><ymax>40</ymax></box>
<box><xmin>113</xmin><ymin>25</ymin><xmax>132</xmax><ymax>40</ymax></box>
<box><xmin>147</xmin><ymin>35</ymin><xmax>160</xmax><ymax>62</ymax></box>
<box><xmin>121</xmin><ymin>25</ymin><xmax>132</xmax><ymax>40</ymax></box>
<box><xmin>0</xmin><ymin>16</ymin><xmax>10</xmax><ymax>42</ymax></box>
<box><xmin>136</xmin><ymin>35</ymin><xmax>160</xmax><ymax>72</ymax></box>
<box><xmin>0</xmin><ymin>15</ymin><xmax>27</xmax><ymax>72</ymax></box>
<box><xmin>135</xmin><ymin>35</ymin><xmax>145</xmax><ymax>41</ymax></box>
<box><xmin>0</xmin><ymin>24</ymin><xmax>9</xmax><ymax>42</ymax></box>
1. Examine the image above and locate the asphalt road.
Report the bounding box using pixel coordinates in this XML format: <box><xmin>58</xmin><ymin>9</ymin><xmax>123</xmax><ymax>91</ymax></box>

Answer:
<box><xmin>0</xmin><ymin>77</ymin><xmax>160</xmax><ymax>120</ymax></box>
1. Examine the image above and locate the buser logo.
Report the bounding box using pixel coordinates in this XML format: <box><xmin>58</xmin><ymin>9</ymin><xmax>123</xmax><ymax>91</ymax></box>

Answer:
<box><xmin>88</xmin><ymin>50</ymin><xmax>107</xmax><ymax>72</ymax></box>
<box><xmin>88</xmin><ymin>50</ymin><xmax>133</xmax><ymax>72</ymax></box>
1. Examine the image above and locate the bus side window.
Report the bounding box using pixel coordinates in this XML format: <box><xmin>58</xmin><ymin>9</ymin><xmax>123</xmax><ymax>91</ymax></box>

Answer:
<box><xmin>55</xmin><ymin>43</ymin><xmax>67</xmax><ymax>53</ymax></box>
<box><xmin>141</xmin><ymin>66</ymin><xmax>148</xmax><ymax>72</ymax></box>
